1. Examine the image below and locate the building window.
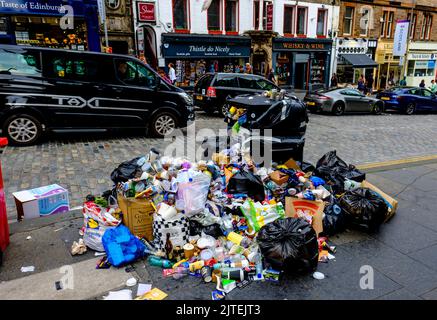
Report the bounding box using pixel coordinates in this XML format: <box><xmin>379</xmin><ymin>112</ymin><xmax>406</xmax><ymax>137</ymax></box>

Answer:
<box><xmin>381</xmin><ymin>11</ymin><xmax>394</xmax><ymax>38</ymax></box>
<box><xmin>343</xmin><ymin>7</ymin><xmax>354</xmax><ymax>35</ymax></box>
<box><xmin>386</xmin><ymin>12</ymin><xmax>394</xmax><ymax>38</ymax></box>
<box><xmin>106</xmin><ymin>0</ymin><xmax>120</xmax><ymax>10</ymax></box>
<box><xmin>173</xmin><ymin>0</ymin><xmax>189</xmax><ymax>31</ymax></box>
<box><xmin>208</xmin><ymin>0</ymin><xmax>222</xmax><ymax>31</ymax></box>
<box><xmin>360</xmin><ymin>8</ymin><xmax>370</xmax><ymax>36</ymax></box>
<box><xmin>254</xmin><ymin>0</ymin><xmax>260</xmax><ymax>30</ymax></box>
<box><xmin>296</xmin><ymin>7</ymin><xmax>307</xmax><ymax>36</ymax></box>
<box><xmin>421</xmin><ymin>15</ymin><xmax>433</xmax><ymax>40</ymax></box>
<box><xmin>317</xmin><ymin>9</ymin><xmax>327</xmax><ymax>37</ymax></box>
<box><xmin>284</xmin><ymin>6</ymin><xmax>294</xmax><ymax>35</ymax></box>
<box><xmin>225</xmin><ymin>0</ymin><xmax>238</xmax><ymax>33</ymax></box>
<box><xmin>408</xmin><ymin>13</ymin><xmax>417</xmax><ymax>39</ymax></box>
<box><xmin>262</xmin><ymin>1</ymin><xmax>272</xmax><ymax>30</ymax></box>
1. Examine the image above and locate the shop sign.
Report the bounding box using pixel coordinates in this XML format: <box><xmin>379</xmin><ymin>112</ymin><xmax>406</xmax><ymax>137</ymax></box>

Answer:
<box><xmin>266</xmin><ymin>3</ymin><xmax>273</xmax><ymax>31</ymax></box>
<box><xmin>137</xmin><ymin>2</ymin><xmax>155</xmax><ymax>22</ymax></box>
<box><xmin>408</xmin><ymin>53</ymin><xmax>435</xmax><ymax>60</ymax></box>
<box><xmin>393</xmin><ymin>20</ymin><xmax>409</xmax><ymax>56</ymax></box>
<box><xmin>415</xmin><ymin>61</ymin><xmax>428</xmax><ymax>68</ymax></box>
<box><xmin>163</xmin><ymin>43</ymin><xmax>251</xmax><ymax>58</ymax></box>
<box><xmin>274</xmin><ymin>41</ymin><xmax>328</xmax><ymax>51</ymax></box>
<box><xmin>0</xmin><ymin>0</ymin><xmax>83</xmax><ymax>16</ymax></box>
<box><xmin>428</xmin><ymin>60</ymin><xmax>436</xmax><ymax>69</ymax></box>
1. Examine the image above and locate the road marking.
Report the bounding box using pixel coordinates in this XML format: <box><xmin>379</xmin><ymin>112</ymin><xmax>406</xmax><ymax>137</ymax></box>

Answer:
<box><xmin>357</xmin><ymin>154</ymin><xmax>437</xmax><ymax>170</ymax></box>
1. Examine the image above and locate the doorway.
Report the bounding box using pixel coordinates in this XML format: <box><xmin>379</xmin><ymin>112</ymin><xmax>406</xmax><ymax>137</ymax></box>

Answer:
<box><xmin>294</xmin><ymin>62</ymin><xmax>307</xmax><ymax>90</ymax></box>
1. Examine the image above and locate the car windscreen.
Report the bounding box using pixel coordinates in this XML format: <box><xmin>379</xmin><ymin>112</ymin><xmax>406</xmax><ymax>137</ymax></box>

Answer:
<box><xmin>196</xmin><ymin>74</ymin><xmax>214</xmax><ymax>89</ymax></box>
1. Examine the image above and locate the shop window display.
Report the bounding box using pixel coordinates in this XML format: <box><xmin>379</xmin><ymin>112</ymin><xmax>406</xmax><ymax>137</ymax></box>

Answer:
<box><xmin>173</xmin><ymin>59</ymin><xmax>246</xmax><ymax>88</ymax></box>
<box><xmin>310</xmin><ymin>54</ymin><xmax>325</xmax><ymax>87</ymax></box>
<box><xmin>12</xmin><ymin>16</ymin><xmax>88</xmax><ymax>50</ymax></box>
<box><xmin>275</xmin><ymin>53</ymin><xmax>290</xmax><ymax>86</ymax></box>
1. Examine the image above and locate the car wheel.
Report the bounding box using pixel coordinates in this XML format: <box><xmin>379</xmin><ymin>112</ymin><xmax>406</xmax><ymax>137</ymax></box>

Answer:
<box><xmin>405</xmin><ymin>103</ymin><xmax>416</xmax><ymax>115</ymax></box>
<box><xmin>3</xmin><ymin>114</ymin><xmax>43</xmax><ymax>146</ymax></box>
<box><xmin>220</xmin><ymin>104</ymin><xmax>228</xmax><ymax>117</ymax></box>
<box><xmin>373</xmin><ymin>102</ymin><xmax>383</xmax><ymax>115</ymax></box>
<box><xmin>332</xmin><ymin>102</ymin><xmax>345</xmax><ymax>116</ymax></box>
<box><xmin>150</xmin><ymin>111</ymin><xmax>178</xmax><ymax>138</ymax></box>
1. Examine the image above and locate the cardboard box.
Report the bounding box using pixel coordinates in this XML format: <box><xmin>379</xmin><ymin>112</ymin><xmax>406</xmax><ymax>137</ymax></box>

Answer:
<box><xmin>13</xmin><ymin>184</ymin><xmax>69</xmax><ymax>220</ymax></box>
<box><xmin>269</xmin><ymin>171</ymin><xmax>289</xmax><ymax>185</ymax></box>
<box><xmin>117</xmin><ymin>194</ymin><xmax>155</xmax><ymax>240</ymax></box>
<box><xmin>283</xmin><ymin>158</ymin><xmax>301</xmax><ymax>171</ymax></box>
<box><xmin>361</xmin><ymin>180</ymin><xmax>398</xmax><ymax>222</ymax></box>
<box><xmin>285</xmin><ymin>197</ymin><xmax>324</xmax><ymax>236</ymax></box>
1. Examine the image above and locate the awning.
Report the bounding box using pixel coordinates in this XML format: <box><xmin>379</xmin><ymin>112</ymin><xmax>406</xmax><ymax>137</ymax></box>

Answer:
<box><xmin>339</xmin><ymin>54</ymin><xmax>378</xmax><ymax>68</ymax></box>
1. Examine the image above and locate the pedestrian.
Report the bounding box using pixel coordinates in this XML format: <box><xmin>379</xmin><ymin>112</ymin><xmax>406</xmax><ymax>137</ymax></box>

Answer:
<box><xmin>330</xmin><ymin>73</ymin><xmax>338</xmax><ymax>88</ymax></box>
<box><xmin>429</xmin><ymin>79</ymin><xmax>437</xmax><ymax>93</ymax></box>
<box><xmin>419</xmin><ymin>79</ymin><xmax>426</xmax><ymax>88</ymax></box>
<box><xmin>168</xmin><ymin>63</ymin><xmax>176</xmax><ymax>85</ymax></box>
<box><xmin>366</xmin><ymin>74</ymin><xmax>374</xmax><ymax>95</ymax></box>
<box><xmin>267</xmin><ymin>68</ymin><xmax>276</xmax><ymax>84</ymax></box>
<box><xmin>357</xmin><ymin>74</ymin><xmax>365</xmax><ymax>93</ymax></box>
<box><xmin>399</xmin><ymin>77</ymin><xmax>407</xmax><ymax>87</ymax></box>
<box><xmin>244</xmin><ymin>63</ymin><xmax>252</xmax><ymax>74</ymax></box>
<box><xmin>388</xmin><ymin>72</ymin><xmax>395</xmax><ymax>88</ymax></box>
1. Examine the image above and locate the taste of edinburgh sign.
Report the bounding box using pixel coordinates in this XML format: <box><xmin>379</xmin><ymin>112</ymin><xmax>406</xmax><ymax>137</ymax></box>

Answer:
<box><xmin>0</xmin><ymin>0</ymin><xmax>83</xmax><ymax>15</ymax></box>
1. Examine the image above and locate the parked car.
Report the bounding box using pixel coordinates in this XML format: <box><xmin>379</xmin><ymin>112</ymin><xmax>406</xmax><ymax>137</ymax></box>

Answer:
<box><xmin>376</xmin><ymin>86</ymin><xmax>437</xmax><ymax>114</ymax></box>
<box><xmin>193</xmin><ymin>73</ymin><xmax>280</xmax><ymax>116</ymax></box>
<box><xmin>304</xmin><ymin>87</ymin><xmax>384</xmax><ymax>115</ymax></box>
<box><xmin>0</xmin><ymin>45</ymin><xmax>195</xmax><ymax>145</ymax></box>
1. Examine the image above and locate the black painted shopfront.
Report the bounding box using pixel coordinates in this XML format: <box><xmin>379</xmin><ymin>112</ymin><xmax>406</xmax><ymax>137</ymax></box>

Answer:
<box><xmin>161</xmin><ymin>33</ymin><xmax>251</xmax><ymax>89</ymax></box>
<box><xmin>272</xmin><ymin>37</ymin><xmax>332</xmax><ymax>91</ymax></box>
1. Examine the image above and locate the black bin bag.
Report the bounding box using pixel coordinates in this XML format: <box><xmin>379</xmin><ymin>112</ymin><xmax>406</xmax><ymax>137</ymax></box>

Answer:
<box><xmin>257</xmin><ymin>218</ymin><xmax>319</xmax><ymax>274</ymax></box>
<box><xmin>227</xmin><ymin>170</ymin><xmax>265</xmax><ymax>202</ymax></box>
<box><xmin>339</xmin><ymin>187</ymin><xmax>388</xmax><ymax>233</ymax></box>
<box><xmin>322</xmin><ymin>197</ymin><xmax>346</xmax><ymax>237</ymax></box>
<box><xmin>110</xmin><ymin>156</ymin><xmax>143</xmax><ymax>184</ymax></box>
<box><xmin>314</xmin><ymin>150</ymin><xmax>366</xmax><ymax>194</ymax></box>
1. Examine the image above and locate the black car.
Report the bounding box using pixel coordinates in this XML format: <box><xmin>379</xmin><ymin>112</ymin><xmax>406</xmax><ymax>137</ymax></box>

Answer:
<box><xmin>0</xmin><ymin>45</ymin><xmax>194</xmax><ymax>145</ymax></box>
<box><xmin>193</xmin><ymin>73</ymin><xmax>280</xmax><ymax>116</ymax></box>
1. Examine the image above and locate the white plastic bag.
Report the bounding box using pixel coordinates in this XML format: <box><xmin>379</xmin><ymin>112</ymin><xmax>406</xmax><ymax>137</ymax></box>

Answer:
<box><xmin>177</xmin><ymin>171</ymin><xmax>211</xmax><ymax>217</ymax></box>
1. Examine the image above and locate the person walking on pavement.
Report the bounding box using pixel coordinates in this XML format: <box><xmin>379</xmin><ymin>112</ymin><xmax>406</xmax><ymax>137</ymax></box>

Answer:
<box><xmin>399</xmin><ymin>77</ymin><xmax>407</xmax><ymax>87</ymax></box>
<box><xmin>168</xmin><ymin>63</ymin><xmax>177</xmax><ymax>85</ymax></box>
<box><xmin>267</xmin><ymin>68</ymin><xmax>276</xmax><ymax>84</ymax></box>
<box><xmin>365</xmin><ymin>74</ymin><xmax>374</xmax><ymax>95</ymax></box>
<box><xmin>330</xmin><ymin>73</ymin><xmax>338</xmax><ymax>88</ymax></box>
<box><xmin>357</xmin><ymin>74</ymin><xmax>365</xmax><ymax>93</ymax></box>
<box><xmin>244</xmin><ymin>63</ymin><xmax>253</xmax><ymax>74</ymax></box>
<box><xmin>429</xmin><ymin>79</ymin><xmax>437</xmax><ymax>93</ymax></box>
<box><xmin>419</xmin><ymin>79</ymin><xmax>426</xmax><ymax>88</ymax></box>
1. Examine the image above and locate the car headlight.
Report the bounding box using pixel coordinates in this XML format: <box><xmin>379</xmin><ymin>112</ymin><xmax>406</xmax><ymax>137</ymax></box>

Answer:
<box><xmin>180</xmin><ymin>92</ymin><xmax>193</xmax><ymax>105</ymax></box>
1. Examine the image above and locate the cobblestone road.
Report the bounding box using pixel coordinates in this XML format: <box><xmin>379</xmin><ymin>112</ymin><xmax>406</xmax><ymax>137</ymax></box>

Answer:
<box><xmin>1</xmin><ymin>111</ymin><xmax>437</xmax><ymax>220</ymax></box>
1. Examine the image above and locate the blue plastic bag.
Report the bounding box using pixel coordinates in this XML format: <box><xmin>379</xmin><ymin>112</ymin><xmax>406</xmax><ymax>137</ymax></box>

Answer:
<box><xmin>102</xmin><ymin>225</ymin><xmax>146</xmax><ymax>267</ymax></box>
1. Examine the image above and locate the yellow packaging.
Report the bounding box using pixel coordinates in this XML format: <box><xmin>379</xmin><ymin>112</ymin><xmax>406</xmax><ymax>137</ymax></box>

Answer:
<box><xmin>227</xmin><ymin>232</ymin><xmax>243</xmax><ymax>246</ymax></box>
<box><xmin>189</xmin><ymin>260</ymin><xmax>205</xmax><ymax>272</ymax></box>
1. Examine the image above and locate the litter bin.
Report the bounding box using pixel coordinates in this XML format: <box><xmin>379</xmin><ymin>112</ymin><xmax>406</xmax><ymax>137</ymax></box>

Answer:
<box><xmin>224</xmin><ymin>94</ymin><xmax>309</xmax><ymax>163</ymax></box>
<box><xmin>0</xmin><ymin>137</ymin><xmax>9</xmax><ymax>266</ymax></box>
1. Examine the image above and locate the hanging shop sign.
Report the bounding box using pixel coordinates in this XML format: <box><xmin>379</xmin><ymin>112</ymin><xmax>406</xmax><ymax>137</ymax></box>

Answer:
<box><xmin>137</xmin><ymin>1</ymin><xmax>156</xmax><ymax>22</ymax></box>
<box><xmin>266</xmin><ymin>3</ymin><xmax>273</xmax><ymax>31</ymax></box>
<box><xmin>393</xmin><ymin>20</ymin><xmax>409</xmax><ymax>56</ymax></box>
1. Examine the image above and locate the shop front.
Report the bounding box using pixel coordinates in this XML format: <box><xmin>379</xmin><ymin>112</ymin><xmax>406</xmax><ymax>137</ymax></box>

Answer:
<box><xmin>404</xmin><ymin>42</ymin><xmax>437</xmax><ymax>87</ymax></box>
<box><xmin>375</xmin><ymin>40</ymin><xmax>401</xmax><ymax>90</ymax></box>
<box><xmin>334</xmin><ymin>38</ymin><xmax>378</xmax><ymax>85</ymax></box>
<box><xmin>272</xmin><ymin>38</ymin><xmax>332</xmax><ymax>91</ymax></box>
<box><xmin>161</xmin><ymin>34</ymin><xmax>251</xmax><ymax>89</ymax></box>
<box><xmin>0</xmin><ymin>0</ymin><xmax>100</xmax><ymax>52</ymax></box>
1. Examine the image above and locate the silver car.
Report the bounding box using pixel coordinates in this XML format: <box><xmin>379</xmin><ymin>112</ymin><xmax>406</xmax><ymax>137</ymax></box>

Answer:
<box><xmin>304</xmin><ymin>88</ymin><xmax>384</xmax><ymax>115</ymax></box>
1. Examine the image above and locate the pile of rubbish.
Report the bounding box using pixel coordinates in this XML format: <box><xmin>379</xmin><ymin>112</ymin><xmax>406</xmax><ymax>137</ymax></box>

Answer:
<box><xmin>77</xmin><ymin>147</ymin><xmax>397</xmax><ymax>300</ymax></box>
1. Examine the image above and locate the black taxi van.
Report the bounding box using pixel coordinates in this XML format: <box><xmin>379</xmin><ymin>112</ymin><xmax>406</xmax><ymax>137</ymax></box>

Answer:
<box><xmin>0</xmin><ymin>45</ymin><xmax>194</xmax><ymax>145</ymax></box>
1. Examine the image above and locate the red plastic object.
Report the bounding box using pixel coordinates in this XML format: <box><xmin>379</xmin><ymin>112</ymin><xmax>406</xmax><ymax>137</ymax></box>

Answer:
<box><xmin>0</xmin><ymin>137</ymin><xmax>9</xmax><ymax>257</ymax></box>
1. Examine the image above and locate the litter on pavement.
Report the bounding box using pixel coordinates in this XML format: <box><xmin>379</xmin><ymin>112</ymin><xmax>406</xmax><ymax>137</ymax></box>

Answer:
<box><xmin>77</xmin><ymin>137</ymin><xmax>398</xmax><ymax>300</ymax></box>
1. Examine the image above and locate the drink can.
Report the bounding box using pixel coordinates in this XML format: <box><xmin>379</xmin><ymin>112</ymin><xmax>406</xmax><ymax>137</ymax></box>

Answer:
<box><xmin>201</xmin><ymin>266</ymin><xmax>213</xmax><ymax>283</ymax></box>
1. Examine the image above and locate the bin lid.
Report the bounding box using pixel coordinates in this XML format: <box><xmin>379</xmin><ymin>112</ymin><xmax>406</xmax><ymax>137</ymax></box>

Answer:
<box><xmin>0</xmin><ymin>137</ymin><xmax>8</xmax><ymax>147</ymax></box>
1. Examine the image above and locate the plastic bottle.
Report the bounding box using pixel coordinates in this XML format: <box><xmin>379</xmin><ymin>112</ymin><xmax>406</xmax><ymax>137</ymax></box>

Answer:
<box><xmin>172</xmin><ymin>267</ymin><xmax>189</xmax><ymax>280</ymax></box>
<box><xmin>226</xmin><ymin>231</ymin><xmax>252</xmax><ymax>248</ymax></box>
<box><xmin>254</xmin><ymin>255</ymin><xmax>264</xmax><ymax>281</ymax></box>
<box><xmin>148</xmin><ymin>256</ymin><xmax>173</xmax><ymax>268</ymax></box>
